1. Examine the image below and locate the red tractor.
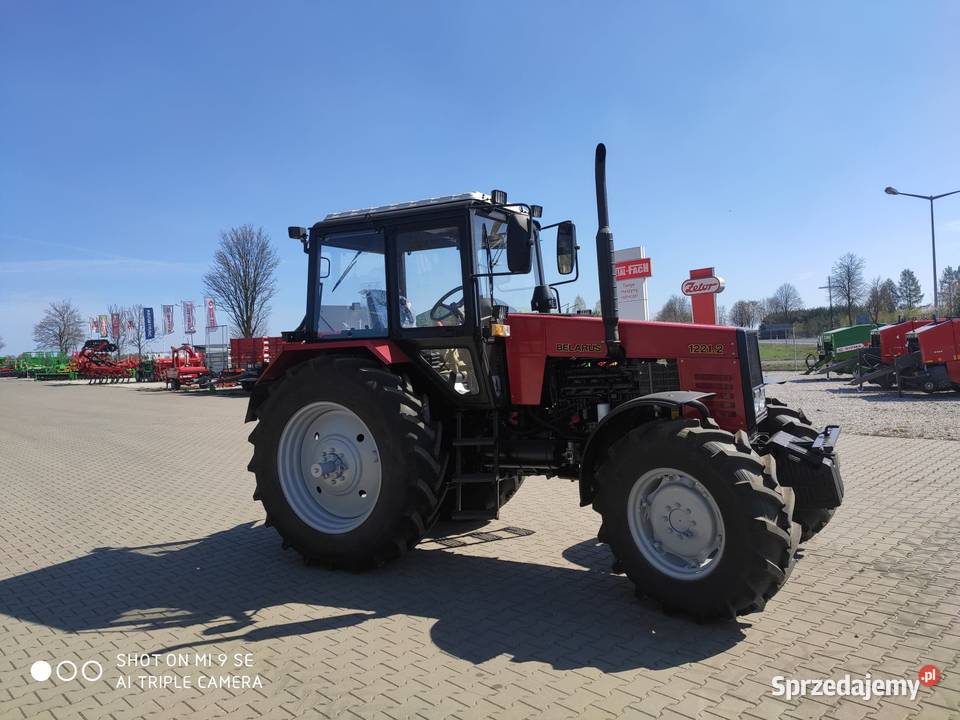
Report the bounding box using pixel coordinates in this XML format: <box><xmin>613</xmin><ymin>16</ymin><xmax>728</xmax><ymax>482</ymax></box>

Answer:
<box><xmin>246</xmin><ymin>145</ymin><xmax>844</xmax><ymax>619</ymax></box>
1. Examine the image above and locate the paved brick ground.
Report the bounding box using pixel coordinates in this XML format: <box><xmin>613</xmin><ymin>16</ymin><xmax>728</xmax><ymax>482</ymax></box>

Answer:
<box><xmin>0</xmin><ymin>379</ymin><xmax>958</xmax><ymax>720</ymax></box>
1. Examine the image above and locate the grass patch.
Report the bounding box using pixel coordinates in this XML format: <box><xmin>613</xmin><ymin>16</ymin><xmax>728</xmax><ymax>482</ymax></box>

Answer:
<box><xmin>759</xmin><ymin>342</ymin><xmax>816</xmax><ymax>371</ymax></box>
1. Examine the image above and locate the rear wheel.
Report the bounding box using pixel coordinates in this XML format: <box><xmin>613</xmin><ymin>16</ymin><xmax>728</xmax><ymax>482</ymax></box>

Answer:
<box><xmin>762</xmin><ymin>400</ymin><xmax>836</xmax><ymax>542</ymax></box>
<box><xmin>248</xmin><ymin>356</ymin><xmax>443</xmax><ymax>567</ymax></box>
<box><xmin>594</xmin><ymin>419</ymin><xmax>799</xmax><ymax>620</ymax></box>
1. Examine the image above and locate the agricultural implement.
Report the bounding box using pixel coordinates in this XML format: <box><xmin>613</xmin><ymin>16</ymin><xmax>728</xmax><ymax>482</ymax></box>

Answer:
<box><xmin>15</xmin><ymin>352</ymin><xmax>70</xmax><ymax>379</ymax></box>
<box><xmin>244</xmin><ymin>143</ymin><xmax>845</xmax><ymax>620</ymax></box>
<box><xmin>849</xmin><ymin>319</ymin><xmax>932</xmax><ymax>389</ymax></box>
<box><xmin>164</xmin><ymin>344</ymin><xmax>210</xmax><ymax>390</ymax></box>
<box><xmin>75</xmin><ymin>340</ymin><xmax>139</xmax><ymax>383</ymax></box>
<box><xmin>202</xmin><ymin>337</ymin><xmax>284</xmax><ymax>392</ymax></box>
<box><xmin>803</xmin><ymin>324</ymin><xmax>876</xmax><ymax>375</ymax></box>
<box><xmin>893</xmin><ymin>318</ymin><xmax>960</xmax><ymax>393</ymax></box>
<box><xmin>0</xmin><ymin>356</ymin><xmax>19</xmax><ymax>377</ymax></box>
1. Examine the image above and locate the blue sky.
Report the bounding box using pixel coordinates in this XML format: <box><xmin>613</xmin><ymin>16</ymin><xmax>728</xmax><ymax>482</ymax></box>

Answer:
<box><xmin>2</xmin><ymin>1</ymin><xmax>959</xmax><ymax>352</ymax></box>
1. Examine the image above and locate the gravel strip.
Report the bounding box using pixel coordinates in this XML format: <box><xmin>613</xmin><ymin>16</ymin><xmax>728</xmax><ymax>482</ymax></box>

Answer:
<box><xmin>764</xmin><ymin>371</ymin><xmax>960</xmax><ymax>441</ymax></box>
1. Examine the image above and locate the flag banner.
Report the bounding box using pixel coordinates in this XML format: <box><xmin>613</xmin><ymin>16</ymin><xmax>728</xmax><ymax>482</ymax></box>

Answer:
<box><xmin>98</xmin><ymin>315</ymin><xmax>108</xmax><ymax>337</ymax></box>
<box><xmin>110</xmin><ymin>312</ymin><xmax>121</xmax><ymax>339</ymax></box>
<box><xmin>205</xmin><ymin>298</ymin><xmax>217</xmax><ymax>329</ymax></box>
<box><xmin>183</xmin><ymin>301</ymin><xmax>196</xmax><ymax>334</ymax></box>
<box><xmin>162</xmin><ymin>305</ymin><xmax>175</xmax><ymax>335</ymax></box>
<box><xmin>143</xmin><ymin>307</ymin><xmax>156</xmax><ymax>340</ymax></box>
<box><xmin>127</xmin><ymin>318</ymin><xmax>135</xmax><ymax>331</ymax></box>
<box><xmin>89</xmin><ymin>317</ymin><xmax>97</xmax><ymax>334</ymax></box>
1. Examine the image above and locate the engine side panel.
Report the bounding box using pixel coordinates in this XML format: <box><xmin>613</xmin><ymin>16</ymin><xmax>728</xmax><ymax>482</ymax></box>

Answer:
<box><xmin>504</xmin><ymin>313</ymin><xmax>751</xmax><ymax>432</ymax></box>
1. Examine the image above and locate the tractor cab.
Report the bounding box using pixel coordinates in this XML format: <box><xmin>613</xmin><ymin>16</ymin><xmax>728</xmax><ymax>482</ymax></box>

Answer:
<box><xmin>285</xmin><ymin>192</ymin><xmax>577</xmax><ymax>406</ymax></box>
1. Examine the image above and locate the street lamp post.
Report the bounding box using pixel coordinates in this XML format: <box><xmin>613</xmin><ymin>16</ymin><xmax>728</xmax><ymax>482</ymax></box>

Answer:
<box><xmin>884</xmin><ymin>186</ymin><xmax>960</xmax><ymax>312</ymax></box>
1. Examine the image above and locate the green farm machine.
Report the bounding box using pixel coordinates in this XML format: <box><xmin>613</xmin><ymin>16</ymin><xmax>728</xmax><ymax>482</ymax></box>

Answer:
<box><xmin>15</xmin><ymin>352</ymin><xmax>75</xmax><ymax>380</ymax></box>
<box><xmin>804</xmin><ymin>324</ymin><xmax>877</xmax><ymax>376</ymax></box>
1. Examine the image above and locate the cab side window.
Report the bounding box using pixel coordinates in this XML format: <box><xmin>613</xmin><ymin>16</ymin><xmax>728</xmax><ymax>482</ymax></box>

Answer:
<box><xmin>396</xmin><ymin>226</ymin><xmax>463</xmax><ymax>328</ymax></box>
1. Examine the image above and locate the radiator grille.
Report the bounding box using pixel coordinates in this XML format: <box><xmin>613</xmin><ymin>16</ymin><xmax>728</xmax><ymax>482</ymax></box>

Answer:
<box><xmin>693</xmin><ymin>372</ymin><xmax>737</xmax><ymax>421</ymax></box>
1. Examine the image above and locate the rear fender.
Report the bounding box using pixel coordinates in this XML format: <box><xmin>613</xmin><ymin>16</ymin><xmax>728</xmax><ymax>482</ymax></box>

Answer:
<box><xmin>245</xmin><ymin>341</ymin><xmax>410</xmax><ymax>422</ymax></box>
<box><xmin>578</xmin><ymin>391</ymin><xmax>714</xmax><ymax>506</ymax></box>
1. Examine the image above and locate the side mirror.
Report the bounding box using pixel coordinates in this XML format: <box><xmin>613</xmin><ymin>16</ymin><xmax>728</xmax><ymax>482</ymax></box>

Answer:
<box><xmin>506</xmin><ymin>214</ymin><xmax>532</xmax><ymax>273</ymax></box>
<box><xmin>318</xmin><ymin>256</ymin><xmax>331</xmax><ymax>279</ymax></box>
<box><xmin>556</xmin><ymin>221</ymin><xmax>577</xmax><ymax>275</ymax></box>
<box><xmin>288</xmin><ymin>226</ymin><xmax>307</xmax><ymax>240</ymax></box>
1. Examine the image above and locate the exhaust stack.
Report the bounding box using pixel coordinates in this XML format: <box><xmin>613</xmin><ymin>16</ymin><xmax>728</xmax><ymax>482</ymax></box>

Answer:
<box><xmin>594</xmin><ymin>143</ymin><xmax>622</xmax><ymax>357</ymax></box>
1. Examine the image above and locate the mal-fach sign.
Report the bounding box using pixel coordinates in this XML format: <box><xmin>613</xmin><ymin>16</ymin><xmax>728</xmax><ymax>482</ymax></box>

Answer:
<box><xmin>615</xmin><ymin>258</ymin><xmax>652</xmax><ymax>281</ymax></box>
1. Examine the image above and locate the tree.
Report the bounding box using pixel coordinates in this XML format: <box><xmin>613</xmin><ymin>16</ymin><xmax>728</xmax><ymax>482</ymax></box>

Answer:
<box><xmin>655</xmin><ymin>295</ymin><xmax>692</xmax><ymax>323</ymax></box>
<box><xmin>729</xmin><ymin>300</ymin><xmax>757</xmax><ymax>328</ymax></box>
<box><xmin>881</xmin><ymin>278</ymin><xmax>899</xmax><ymax>311</ymax></box>
<box><xmin>897</xmin><ymin>269</ymin><xmax>923</xmax><ymax>310</ymax></box>
<box><xmin>770</xmin><ymin>283</ymin><xmax>803</xmax><ymax>320</ymax></box>
<box><xmin>866</xmin><ymin>276</ymin><xmax>898</xmax><ymax>323</ymax></box>
<box><xmin>831</xmin><ymin>253</ymin><xmax>866</xmax><ymax>325</ymax></box>
<box><xmin>0</xmin><ymin>336</ymin><xmax>4</xmax><ymax>352</ymax></box>
<box><xmin>33</xmin><ymin>300</ymin><xmax>84</xmax><ymax>353</ymax></box>
<box><xmin>572</xmin><ymin>295</ymin><xmax>587</xmax><ymax>313</ymax></box>
<box><xmin>717</xmin><ymin>304</ymin><xmax>729</xmax><ymax>325</ymax></box>
<box><xmin>127</xmin><ymin>304</ymin><xmax>151</xmax><ymax>359</ymax></box>
<box><xmin>203</xmin><ymin>225</ymin><xmax>279</xmax><ymax>337</ymax></box>
<box><xmin>938</xmin><ymin>266</ymin><xmax>959</xmax><ymax>316</ymax></box>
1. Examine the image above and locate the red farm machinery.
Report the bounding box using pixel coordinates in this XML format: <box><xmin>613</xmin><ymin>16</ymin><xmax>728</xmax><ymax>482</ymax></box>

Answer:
<box><xmin>243</xmin><ymin>144</ymin><xmax>845</xmax><ymax>620</ymax></box>
<box><xmin>203</xmin><ymin>337</ymin><xmax>284</xmax><ymax>391</ymax></box>
<box><xmin>75</xmin><ymin>340</ymin><xmax>140</xmax><ymax>383</ymax></box>
<box><xmin>163</xmin><ymin>343</ymin><xmax>210</xmax><ymax>390</ymax></box>
<box><xmin>851</xmin><ymin>317</ymin><xmax>960</xmax><ymax>393</ymax></box>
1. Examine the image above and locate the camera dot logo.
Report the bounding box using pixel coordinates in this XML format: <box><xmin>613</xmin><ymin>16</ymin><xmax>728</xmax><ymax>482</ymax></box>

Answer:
<box><xmin>29</xmin><ymin>659</ymin><xmax>103</xmax><ymax>683</ymax></box>
<box><xmin>918</xmin><ymin>664</ymin><xmax>942</xmax><ymax>688</ymax></box>
<box><xmin>30</xmin><ymin>660</ymin><xmax>52</xmax><ymax>682</ymax></box>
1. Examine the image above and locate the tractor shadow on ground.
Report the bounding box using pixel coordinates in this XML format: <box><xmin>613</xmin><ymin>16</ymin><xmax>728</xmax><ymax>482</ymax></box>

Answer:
<box><xmin>0</xmin><ymin>524</ymin><xmax>746</xmax><ymax>672</ymax></box>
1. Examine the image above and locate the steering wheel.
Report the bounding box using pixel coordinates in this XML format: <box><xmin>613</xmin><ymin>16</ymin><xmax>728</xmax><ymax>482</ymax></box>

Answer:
<box><xmin>429</xmin><ymin>286</ymin><xmax>465</xmax><ymax>323</ymax></box>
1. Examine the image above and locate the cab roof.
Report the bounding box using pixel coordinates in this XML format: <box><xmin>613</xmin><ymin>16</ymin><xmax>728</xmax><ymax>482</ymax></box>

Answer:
<box><xmin>323</xmin><ymin>192</ymin><xmax>491</xmax><ymax>222</ymax></box>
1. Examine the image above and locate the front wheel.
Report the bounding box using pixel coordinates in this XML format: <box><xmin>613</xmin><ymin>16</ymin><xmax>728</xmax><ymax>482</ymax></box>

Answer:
<box><xmin>594</xmin><ymin>419</ymin><xmax>799</xmax><ymax>620</ymax></box>
<box><xmin>762</xmin><ymin>399</ymin><xmax>839</xmax><ymax>542</ymax></box>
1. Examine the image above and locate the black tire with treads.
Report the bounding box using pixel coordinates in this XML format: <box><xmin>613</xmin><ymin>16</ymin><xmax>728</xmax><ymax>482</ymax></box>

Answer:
<box><xmin>593</xmin><ymin>418</ymin><xmax>800</xmax><ymax>620</ymax></box>
<box><xmin>762</xmin><ymin>398</ymin><xmax>837</xmax><ymax>542</ymax></box>
<box><xmin>247</xmin><ymin>355</ymin><xmax>443</xmax><ymax>567</ymax></box>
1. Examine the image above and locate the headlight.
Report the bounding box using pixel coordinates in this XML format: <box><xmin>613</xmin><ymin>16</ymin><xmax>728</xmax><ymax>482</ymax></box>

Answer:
<box><xmin>753</xmin><ymin>385</ymin><xmax>766</xmax><ymax>419</ymax></box>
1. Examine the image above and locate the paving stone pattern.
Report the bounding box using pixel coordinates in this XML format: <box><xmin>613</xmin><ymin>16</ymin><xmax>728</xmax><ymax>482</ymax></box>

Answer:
<box><xmin>0</xmin><ymin>380</ymin><xmax>958</xmax><ymax>719</ymax></box>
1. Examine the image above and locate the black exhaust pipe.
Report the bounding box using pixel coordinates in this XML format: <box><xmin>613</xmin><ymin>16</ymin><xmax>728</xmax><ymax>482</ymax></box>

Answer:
<box><xmin>594</xmin><ymin>143</ymin><xmax>622</xmax><ymax>357</ymax></box>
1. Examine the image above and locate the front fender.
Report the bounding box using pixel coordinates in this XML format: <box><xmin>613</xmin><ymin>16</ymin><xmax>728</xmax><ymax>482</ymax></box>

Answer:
<box><xmin>577</xmin><ymin>391</ymin><xmax>714</xmax><ymax>506</ymax></box>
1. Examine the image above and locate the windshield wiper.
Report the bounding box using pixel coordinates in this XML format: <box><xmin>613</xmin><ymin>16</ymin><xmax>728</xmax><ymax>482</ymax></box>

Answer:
<box><xmin>331</xmin><ymin>250</ymin><xmax>362</xmax><ymax>292</ymax></box>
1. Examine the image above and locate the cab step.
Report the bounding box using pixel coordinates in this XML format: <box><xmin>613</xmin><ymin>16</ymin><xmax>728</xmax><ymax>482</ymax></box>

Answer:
<box><xmin>451</xmin><ymin>473</ymin><xmax>498</xmax><ymax>484</ymax></box>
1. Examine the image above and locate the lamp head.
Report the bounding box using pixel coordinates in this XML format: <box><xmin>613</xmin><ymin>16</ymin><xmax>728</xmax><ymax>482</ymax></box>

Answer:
<box><xmin>884</xmin><ymin>186</ymin><xmax>899</xmax><ymax>195</ymax></box>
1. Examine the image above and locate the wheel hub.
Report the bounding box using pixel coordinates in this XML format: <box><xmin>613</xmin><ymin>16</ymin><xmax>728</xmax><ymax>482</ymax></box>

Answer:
<box><xmin>277</xmin><ymin>401</ymin><xmax>381</xmax><ymax>534</ymax></box>
<box><xmin>627</xmin><ymin>468</ymin><xmax>725</xmax><ymax>580</ymax></box>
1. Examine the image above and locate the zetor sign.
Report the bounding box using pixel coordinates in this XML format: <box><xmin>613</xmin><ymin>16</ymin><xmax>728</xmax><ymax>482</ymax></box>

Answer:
<box><xmin>681</xmin><ymin>276</ymin><xmax>725</xmax><ymax>296</ymax></box>
<box><xmin>615</xmin><ymin>258</ymin><xmax>652</xmax><ymax>280</ymax></box>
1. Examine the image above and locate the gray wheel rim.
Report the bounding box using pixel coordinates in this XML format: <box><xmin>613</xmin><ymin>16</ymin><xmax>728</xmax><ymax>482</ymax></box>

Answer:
<box><xmin>627</xmin><ymin>467</ymin><xmax>725</xmax><ymax>581</ymax></box>
<box><xmin>277</xmin><ymin>401</ymin><xmax>381</xmax><ymax>534</ymax></box>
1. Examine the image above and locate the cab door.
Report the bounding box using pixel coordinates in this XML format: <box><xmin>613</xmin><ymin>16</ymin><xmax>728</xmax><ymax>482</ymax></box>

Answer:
<box><xmin>388</xmin><ymin>215</ymin><xmax>495</xmax><ymax>407</ymax></box>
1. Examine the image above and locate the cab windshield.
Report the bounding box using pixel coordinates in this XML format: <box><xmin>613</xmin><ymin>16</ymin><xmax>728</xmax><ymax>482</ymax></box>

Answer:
<box><xmin>472</xmin><ymin>210</ymin><xmax>541</xmax><ymax>316</ymax></box>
